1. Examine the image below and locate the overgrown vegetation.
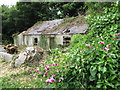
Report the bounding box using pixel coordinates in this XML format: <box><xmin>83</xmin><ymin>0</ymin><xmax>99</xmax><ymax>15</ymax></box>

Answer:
<box><xmin>1</xmin><ymin>2</ymin><xmax>120</xmax><ymax>89</ymax></box>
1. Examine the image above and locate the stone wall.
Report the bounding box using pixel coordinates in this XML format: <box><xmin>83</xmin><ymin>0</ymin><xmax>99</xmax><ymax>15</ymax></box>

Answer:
<box><xmin>14</xmin><ymin>34</ymin><xmax>73</xmax><ymax>50</ymax></box>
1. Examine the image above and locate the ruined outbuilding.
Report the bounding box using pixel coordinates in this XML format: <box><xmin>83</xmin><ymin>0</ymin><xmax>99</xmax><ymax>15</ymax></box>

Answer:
<box><xmin>14</xmin><ymin>16</ymin><xmax>88</xmax><ymax>49</ymax></box>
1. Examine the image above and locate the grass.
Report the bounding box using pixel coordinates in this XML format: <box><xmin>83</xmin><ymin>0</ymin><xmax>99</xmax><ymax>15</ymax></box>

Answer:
<box><xmin>0</xmin><ymin>48</ymin><xmax>70</xmax><ymax>88</ymax></box>
<box><xmin>0</xmin><ymin>60</ymin><xmax>37</xmax><ymax>88</ymax></box>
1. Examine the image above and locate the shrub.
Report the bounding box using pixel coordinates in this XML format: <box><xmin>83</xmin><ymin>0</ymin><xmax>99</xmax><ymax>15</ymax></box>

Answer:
<box><xmin>63</xmin><ymin>2</ymin><xmax>120</xmax><ymax>88</ymax></box>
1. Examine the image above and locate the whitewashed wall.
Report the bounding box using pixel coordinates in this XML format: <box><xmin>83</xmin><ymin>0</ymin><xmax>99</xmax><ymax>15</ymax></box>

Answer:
<box><xmin>15</xmin><ymin>34</ymin><xmax>73</xmax><ymax>49</ymax></box>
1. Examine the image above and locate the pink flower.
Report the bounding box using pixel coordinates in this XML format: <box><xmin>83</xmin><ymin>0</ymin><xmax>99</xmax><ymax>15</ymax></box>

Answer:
<box><xmin>88</xmin><ymin>46</ymin><xmax>91</xmax><ymax>48</ymax></box>
<box><xmin>58</xmin><ymin>79</ymin><xmax>61</xmax><ymax>82</ymax></box>
<box><xmin>104</xmin><ymin>48</ymin><xmax>110</xmax><ymax>51</ymax></box>
<box><xmin>34</xmin><ymin>70</ymin><xmax>39</xmax><ymax>72</ymax></box>
<box><xmin>68</xmin><ymin>63</ymin><xmax>72</xmax><ymax>65</ymax></box>
<box><xmin>44</xmin><ymin>72</ymin><xmax>48</xmax><ymax>76</ymax></box>
<box><xmin>46</xmin><ymin>68</ymin><xmax>50</xmax><ymax>70</ymax></box>
<box><xmin>52</xmin><ymin>73</ymin><xmax>56</xmax><ymax>77</ymax></box>
<box><xmin>114</xmin><ymin>33</ymin><xmax>120</xmax><ymax>36</ymax></box>
<box><xmin>58</xmin><ymin>77</ymin><xmax>64</xmax><ymax>82</ymax></box>
<box><xmin>50</xmin><ymin>78</ymin><xmax>55</xmax><ymax>82</ymax></box>
<box><xmin>49</xmin><ymin>64</ymin><xmax>53</xmax><ymax>66</ymax></box>
<box><xmin>106</xmin><ymin>45</ymin><xmax>110</xmax><ymax>47</ymax></box>
<box><xmin>114</xmin><ymin>38</ymin><xmax>117</xmax><ymax>39</ymax></box>
<box><xmin>108</xmin><ymin>53</ymin><xmax>114</xmax><ymax>56</ymax></box>
<box><xmin>52</xmin><ymin>63</ymin><xmax>58</xmax><ymax>66</ymax></box>
<box><xmin>44</xmin><ymin>65</ymin><xmax>49</xmax><ymax>68</ymax></box>
<box><xmin>54</xmin><ymin>56</ymin><xmax>59</xmax><ymax>59</ymax></box>
<box><xmin>46</xmin><ymin>79</ymin><xmax>51</xmax><ymax>83</ymax></box>
<box><xmin>42</xmin><ymin>62</ymin><xmax>45</xmax><ymax>64</ymax></box>
<box><xmin>32</xmin><ymin>87</ymin><xmax>35</xmax><ymax>88</ymax></box>
<box><xmin>98</xmin><ymin>41</ymin><xmax>104</xmax><ymax>44</ymax></box>
<box><xmin>85</xmin><ymin>44</ymin><xmax>91</xmax><ymax>48</ymax></box>
<box><xmin>38</xmin><ymin>72</ymin><xmax>42</xmax><ymax>74</ymax></box>
<box><xmin>46</xmin><ymin>78</ymin><xmax>55</xmax><ymax>83</ymax></box>
<box><xmin>28</xmin><ymin>78</ymin><xmax>32</xmax><ymax>81</ymax></box>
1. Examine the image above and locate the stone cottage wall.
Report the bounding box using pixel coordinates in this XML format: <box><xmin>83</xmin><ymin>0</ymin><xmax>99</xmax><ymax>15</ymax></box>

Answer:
<box><xmin>14</xmin><ymin>34</ymin><xmax>73</xmax><ymax>49</ymax></box>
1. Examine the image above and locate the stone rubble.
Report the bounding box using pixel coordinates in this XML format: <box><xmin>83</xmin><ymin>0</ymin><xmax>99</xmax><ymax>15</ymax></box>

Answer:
<box><xmin>14</xmin><ymin>46</ymin><xmax>44</xmax><ymax>67</ymax></box>
<box><xmin>0</xmin><ymin>52</ymin><xmax>13</xmax><ymax>62</ymax></box>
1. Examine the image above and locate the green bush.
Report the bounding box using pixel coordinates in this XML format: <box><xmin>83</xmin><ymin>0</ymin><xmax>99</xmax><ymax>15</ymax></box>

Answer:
<box><xmin>63</xmin><ymin>2</ymin><xmax>120</xmax><ymax>88</ymax></box>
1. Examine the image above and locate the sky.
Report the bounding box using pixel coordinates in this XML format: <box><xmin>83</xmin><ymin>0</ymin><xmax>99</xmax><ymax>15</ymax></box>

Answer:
<box><xmin>0</xmin><ymin>0</ymin><xmax>19</xmax><ymax>6</ymax></box>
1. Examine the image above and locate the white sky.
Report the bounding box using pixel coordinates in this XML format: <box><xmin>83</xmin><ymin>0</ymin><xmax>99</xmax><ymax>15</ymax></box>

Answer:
<box><xmin>0</xmin><ymin>0</ymin><xmax>19</xmax><ymax>6</ymax></box>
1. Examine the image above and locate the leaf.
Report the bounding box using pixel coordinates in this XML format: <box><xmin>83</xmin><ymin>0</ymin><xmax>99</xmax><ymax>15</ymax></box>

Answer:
<box><xmin>90</xmin><ymin>66</ymin><xmax>97</xmax><ymax>76</ymax></box>
<box><xmin>105</xmin><ymin>82</ymin><xmax>114</xmax><ymax>88</ymax></box>
<box><xmin>70</xmin><ymin>65</ymin><xmax>75</xmax><ymax>68</ymax></box>
<box><xmin>89</xmin><ymin>75</ymin><xmax>95</xmax><ymax>81</ymax></box>
<box><xmin>115</xmin><ymin>82</ymin><xmax>120</xmax><ymax>87</ymax></box>
<box><xmin>103</xmin><ymin>66</ymin><xmax>107</xmax><ymax>73</ymax></box>
<box><xmin>98</xmin><ymin>66</ymin><xmax>101</xmax><ymax>71</ymax></box>
<box><xmin>103</xmin><ymin>85</ymin><xmax>107</xmax><ymax>88</ymax></box>
<box><xmin>109</xmin><ymin>75</ymin><xmax>116</xmax><ymax>80</ymax></box>
<box><xmin>97</xmin><ymin>73</ymin><xmax>101</xmax><ymax>79</ymax></box>
<box><xmin>96</xmin><ymin>84</ymin><xmax>102</xmax><ymax>88</ymax></box>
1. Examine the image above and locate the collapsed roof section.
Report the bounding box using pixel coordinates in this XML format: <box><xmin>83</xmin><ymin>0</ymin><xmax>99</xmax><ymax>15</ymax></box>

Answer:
<box><xmin>23</xmin><ymin>15</ymin><xmax>88</xmax><ymax>35</ymax></box>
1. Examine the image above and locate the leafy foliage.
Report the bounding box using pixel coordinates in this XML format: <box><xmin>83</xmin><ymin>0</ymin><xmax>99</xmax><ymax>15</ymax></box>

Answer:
<box><xmin>65</xmin><ymin>2</ymin><xmax>120</xmax><ymax>88</ymax></box>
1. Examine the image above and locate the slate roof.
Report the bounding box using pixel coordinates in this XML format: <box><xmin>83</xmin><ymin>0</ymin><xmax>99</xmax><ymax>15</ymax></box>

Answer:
<box><xmin>23</xmin><ymin>16</ymin><xmax>88</xmax><ymax>35</ymax></box>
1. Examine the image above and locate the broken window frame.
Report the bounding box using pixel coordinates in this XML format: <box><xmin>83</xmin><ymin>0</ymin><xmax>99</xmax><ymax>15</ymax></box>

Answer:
<box><xmin>63</xmin><ymin>36</ymin><xmax>71</xmax><ymax>47</ymax></box>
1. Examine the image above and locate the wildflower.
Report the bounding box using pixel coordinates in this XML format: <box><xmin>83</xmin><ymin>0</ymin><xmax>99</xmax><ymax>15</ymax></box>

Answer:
<box><xmin>88</xmin><ymin>46</ymin><xmax>91</xmax><ymax>48</ymax></box>
<box><xmin>46</xmin><ymin>68</ymin><xmax>50</xmax><ymax>70</ymax></box>
<box><xmin>114</xmin><ymin>38</ymin><xmax>117</xmax><ymax>39</ymax></box>
<box><xmin>106</xmin><ymin>45</ymin><xmax>110</xmax><ymax>47</ymax></box>
<box><xmin>46</xmin><ymin>79</ymin><xmax>51</xmax><ymax>83</ymax></box>
<box><xmin>58</xmin><ymin>77</ymin><xmax>64</xmax><ymax>82</ymax></box>
<box><xmin>50</xmin><ymin>78</ymin><xmax>55</xmax><ymax>82</ymax></box>
<box><xmin>38</xmin><ymin>72</ymin><xmax>42</xmax><ymax>74</ymax></box>
<box><xmin>34</xmin><ymin>70</ymin><xmax>39</xmax><ymax>72</ymax></box>
<box><xmin>98</xmin><ymin>41</ymin><xmax>104</xmax><ymax>44</ymax></box>
<box><xmin>44</xmin><ymin>72</ymin><xmax>48</xmax><ymax>76</ymax></box>
<box><xmin>28</xmin><ymin>78</ymin><xmax>32</xmax><ymax>81</ymax></box>
<box><xmin>42</xmin><ymin>62</ymin><xmax>45</xmax><ymax>64</ymax></box>
<box><xmin>68</xmin><ymin>63</ymin><xmax>72</xmax><ymax>65</ymax></box>
<box><xmin>54</xmin><ymin>56</ymin><xmax>59</xmax><ymax>59</ymax></box>
<box><xmin>58</xmin><ymin>79</ymin><xmax>61</xmax><ymax>83</ymax></box>
<box><xmin>44</xmin><ymin>65</ymin><xmax>49</xmax><ymax>68</ymax></box>
<box><xmin>46</xmin><ymin>78</ymin><xmax>55</xmax><ymax>83</ymax></box>
<box><xmin>108</xmin><ymin>53</ymin><xmax>114</xmax><ymax>56</ymax></box>
<box><xmin>114</xmin><ymin>33</ymin><xmax>120</xmax><ymax>36</ymax></box>
<box><xmin>104</xmin><ymin>47</ymin><xmax>110</xmax><ymax>51</ymax></box>
<box><xmin>32</xmin><ymin>87</ymin><xmax>35</xmax><ymax>88</ymax></box>
<box><xmin>85</xmin><ymin>44</ymin><xmax>91</xmax><ymax>48</ymax></box>
<box><xmin>52</xmin><ymin>73</ymin><xmax>56</xmax><ymax>77</ymax></box>
<box><xmin>49</xmin><ymin>64</ymin><xmax>52</xmax><ymax>66</ymax></box>
<box><xmin>52</xmin><ymin>63</ymin><xmax>58</xmax><ymax>66</ymax></box>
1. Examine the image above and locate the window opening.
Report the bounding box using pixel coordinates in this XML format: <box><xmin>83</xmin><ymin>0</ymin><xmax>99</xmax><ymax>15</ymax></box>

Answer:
<box><xmin>34</xmin><ymin>38</ymin><xmax>38</xmax><ymax>45</ymax></box>
<box><xmin>63</xmin><ymin>36</ymin><xmax>71</xmax><ymax>47</ymax></box>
